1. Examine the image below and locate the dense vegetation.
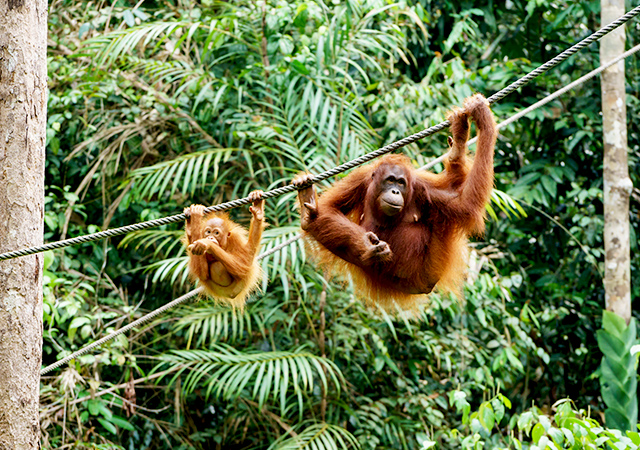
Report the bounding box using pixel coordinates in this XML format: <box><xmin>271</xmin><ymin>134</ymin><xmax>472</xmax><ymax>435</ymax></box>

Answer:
<box><xmin>41</xmin><ymin>0</ymin><xmax>639</xmax><ymax>448</ymax></box>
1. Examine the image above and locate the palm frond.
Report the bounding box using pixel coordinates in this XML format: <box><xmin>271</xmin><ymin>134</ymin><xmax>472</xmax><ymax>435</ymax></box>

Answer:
<box><xmin>268</xmin><ymin>422</ymin><xmax>359</xmax><ymax>450</ymax></box>
<box><xmin>173</xmin><ymin>303</ymin><xmax>254</xmax><ymax>348</ymax></box>
<box><xmin>119</xmin><ymin>229</ymin><xmax>184</xmax><ymax>257</ymax></box>
<box><xmin>83</xmin><ymin>21</ymin><xmax>195</xmax><ymax>67</ymax></box>
<box><xmin>127</xmin><ymin>57</ymin><xmax>204</xmax><ymax>90</ymax></box>
<box><xmin>128</xmin><ymin>147</ymin><xmax>250</xmax><ymax>199</ymax></box>
<box><xmin>156</xmin><ymin>345</ymin><xmax>344</xmax><ymax>416</ymax></box>
<box><xmin>148</xmin><ymin>256</ymin><xmax>190</xmax><ymax>286</ymax></box>
<box><xmin>487</xmin><ymin>188</ymin><xmax>527</xmax><ymax>221</ymax></box>
<box><xmin>260</xmin><ymin>227</ymin><xmax>307</xmax><ymax>300</ymax></box>
<box><xmin>255</xmin><ymin>77</ymin><xmax>378</xmax><ymax>172</ymax></box>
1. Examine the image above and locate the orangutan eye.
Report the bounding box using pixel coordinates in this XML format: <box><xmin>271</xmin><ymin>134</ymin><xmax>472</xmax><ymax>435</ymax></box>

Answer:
<box><xmin>213</xmin><ymin>230</ymin><xmax>220</xmax><ymax>236</ymax></box>
<box><xmin>204</xmin><ymin>229</ymin><xmax>211</xmax><ymax>235</ymax></box>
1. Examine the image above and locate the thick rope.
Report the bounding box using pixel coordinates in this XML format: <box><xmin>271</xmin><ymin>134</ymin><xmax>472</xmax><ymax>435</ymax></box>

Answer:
<box><xmin>258</xmin><ymin>234</ymin><xmax>304</xmax><ymax>260</ymax></box>
<box><xmin>420</xmin><ymin>42</ymin><xmax>640</xmax><ymax>171</ymax></box>
<box><xmin>41</xmin><ymin>35</ymin><xmax>640</xmax><ymax>374</ymax></box>
<box><xmin>39</xmin><ymin>9</ymin><xmax>640</xmax><ymax>374</ymax></box>
<box><xmin>257</xmin><ymin>42</ymin><xmax>640</xmax><ymax>286</ymax></box>
<box><xmin>485</xmin><ymin>7</ymin><xmax>640</xmax><ymax>104</ymax></box>
<box><xmin>40</xmin><ymin>236</ymin><xmax>305</xmax><ymax>375</ymax></box>
<box><xmin>41</xmin><ymin>235</ymin><xmax>308</xmax><ymax>375</ymax></box>
<box><xmin>41</xmin><ymin>288</ymin><xmax>203</xmax><ymax>375</ymax></box>
<box><xmin>5</xmin><ymin>6</ymin><xmax>640</xmax><ymax>264</ymax></box>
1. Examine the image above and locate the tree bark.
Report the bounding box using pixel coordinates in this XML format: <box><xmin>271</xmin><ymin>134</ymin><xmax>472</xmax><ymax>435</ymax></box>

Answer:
<box><xmin>600</xmin><ymin>0</ymin><xmax>631</xmax><ymax>324</ymax></box>
<box><xmin>0</xmin><ymin>0</ymin><xmax>47</xmax><ymax>447</ymax></box>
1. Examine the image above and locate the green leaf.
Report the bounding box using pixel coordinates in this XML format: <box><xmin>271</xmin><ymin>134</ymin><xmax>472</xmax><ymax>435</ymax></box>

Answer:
<box><xmin>132</xmin><ymin>9</ymin><xmax>149</xmax><ymax>21</ymax></box>
<box><xmin>478</xmin><ymin>402</ymin><xmax>495</xmax><ymax>431</ymax></box>
<box><xmin>627</xmin><ymin>431</ymin><xmax>640</xmax><ymax>445</ymax></box>
<box><xmin>97</xmin><ymin>418</ymin><xmax>118</xmax><ymax>435</ymax></box>
<box><xmin>491</xmin><ymin>396</ymin><xmax>505</xmax><ymax>424</ymax></box>
<box><xmin>540</xmin><ymin>175</ymin><xmax>557</xmax><ymax>198</ymax></box>
<box><xmin>497</xmin><ymin>394</ymin><xmax>512</xmax><ymax>410</ymax></box>
<box><xmin>561</xmin><ymin>428</ymin><xmax>575</xmax><ymax>446</ymax></box>
<box><xmin>532</xmin><ymin>422</ymin><xmax>545</xmax><ymax>444</ymax></box>
<box><xmin>123</xmin><ymin>10</ymin><xmax>135</xmax><ymax>27</ymax></box>
<box><xmin>547</xmin><ymin>427</ymin><xmax>564</xmax><ymax>446</ymax></box>
<box><xmin>602</xmin><ymin>310</ymin><xmax>628</xmax><ymax>336</ymax></box>
<box><xmin>87</xmin><ymin>399</ymin><xmax>101</xmax><ymax>416</ymax></box>
<box><xmin>69</xmin><ymin>316</ymin><xmax>91</xmax><ymax>329</ymax></box>
<box><xmin>597</xmin><ymin>330</ymin><xmax>627</xmax><ymax>358</ymax></box>
<box><xmin>291</xmin><ymin>60</ymin><xmax>310</xmax><ymax>75</ymax></box>
<box><xmin>78</xmin><ymin>22</ymin><xmax>91</xmax><ymax>39</ymax></box>
<box><xmin>505</xmin><ymin>348</ymin><xmax>524</xmax><ymax>372</ymax></box>
<box><xmin>110</xmin><ymin>415</ymin><xmax>135</xmax><ymax>431</ymax></box>
<box><xmin>600</xmin><ymin>313</ymin><xmax>639</xmax><ymax>431</ymax></box>
<box><xmin>518</xmin><ymin>412</ymin><xmax>534</xmax><ymax>435</ymax></box>
<box><xmin>604</xmin><ymin>408</ymin><xmax>632</xmax><ymax>431</ymax></box>
<box><xmin>97</xmin><ymin>402</ymin><xmax>113</xmax><ymax>420</ymax></box>
<box><xmin>601</xmin><ymin>357</ymin><xmax>634</xmax><ymax>388</ymax></box>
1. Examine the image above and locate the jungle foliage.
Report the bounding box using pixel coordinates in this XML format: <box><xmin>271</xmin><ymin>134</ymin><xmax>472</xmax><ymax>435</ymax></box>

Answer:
<box><xmin>41</xmin><ymin>0</ymin><xmax>640</xmax><ymax>448</ymax></box>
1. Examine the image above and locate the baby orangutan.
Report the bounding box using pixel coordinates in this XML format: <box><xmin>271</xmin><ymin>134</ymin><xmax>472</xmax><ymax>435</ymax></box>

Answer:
<box><xmin>183</xmin><ymin>190</ymin><xmax>265</xmax><ymax>308</ymax></box>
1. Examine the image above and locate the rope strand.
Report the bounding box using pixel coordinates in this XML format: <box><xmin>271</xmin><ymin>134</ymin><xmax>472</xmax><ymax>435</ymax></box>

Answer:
<box><xmin>41</xmin><ymin>288</ymin><xmax>203</xmax><ymax>375</ymax></box>
<box><xmin>41</xmin><ymin>37</ymin><xmax>640</xmax><ymax>376</ymax></box>
<box><xmin>6</xmin><ymin>5</ymin><xmax>640</xmax><ymax>263</ymax></box>
<box><xmin>40</xmin><ymin>233</ymin><xmax>309</xmax><ymax>375</ymax></box>
<box><xmin>419</xmin><ymin>41</ymin><xmax>640</xmax><ymax>171</ymax></box>
<box><xmin>38</xmin><ymin>8</ymin><xmax>640</xmax><ymax>374</ymax></box>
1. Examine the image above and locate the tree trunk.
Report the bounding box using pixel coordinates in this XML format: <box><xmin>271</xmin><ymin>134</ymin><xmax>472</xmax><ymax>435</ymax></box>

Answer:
<box><xmin>600</xmin><ymin>0</ymin><xmax>631</xmax><ymax>323</ymax></box>
<box><xmin>0</xmin><ymin>0</ymin><xmax>47</xmax><ymax>447</ymax></box>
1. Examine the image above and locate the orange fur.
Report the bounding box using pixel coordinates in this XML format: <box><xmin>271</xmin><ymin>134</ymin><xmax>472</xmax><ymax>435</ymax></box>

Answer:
<box><xmin>183</xmin><ymin>197</ymin><xmax>264</xmax><ymax>309</ymax></box>
<box><xmin>295</xmin><ymin>94</ymin><xmax>496</xmax><ymax>310</ymax></box>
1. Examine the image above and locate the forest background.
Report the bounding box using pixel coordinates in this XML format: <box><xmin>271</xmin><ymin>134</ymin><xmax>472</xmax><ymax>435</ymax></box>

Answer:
<box><xmin>41</xmin><ymin>0</ymin><xmax>640</xmax><ymax>448</ymax></box>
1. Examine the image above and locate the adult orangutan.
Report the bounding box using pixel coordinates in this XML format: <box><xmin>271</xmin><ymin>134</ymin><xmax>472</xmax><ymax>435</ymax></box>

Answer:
<box><xmin>183</xmin><ymin>190</ymin><xmax>265</xmax><ymax>308</ymax></box>
<box><xmin>293</xmin><ymin>94</ymin><xmax>497</xmax><ymax>309</ymax></box>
